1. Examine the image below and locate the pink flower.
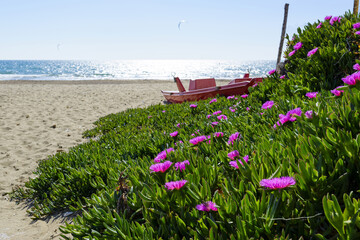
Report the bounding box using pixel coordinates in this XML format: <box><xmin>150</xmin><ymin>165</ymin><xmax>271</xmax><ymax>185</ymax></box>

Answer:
<box><xmin>189</xmin><ymin>135</ymin><xmax>207</xmax><ymax>145</ymax></box>
<box><xmin>342</xmin><ymin>72</ymin><xmax>360</xmax><ymax>85</ymax></box>
<box><xmin>165</xmin><ymin>180</ymin><xmax>187</xmax><ymax>190</ymax></box>
<box><xmin>293</xmin><ymin>42</ymin><xmax>302</xmax><ymax>50</ymax></box>
<box><xmin>190</xmin><ymin>104</ymin><xmax>197</xmax><ymax>108</ymax></box>
<box><xmin>353</xmin><ymin>23</ymin><xmax>360</xmax><ymax>29</ymax></box>
<box><xmin>217</xmin><ymin>114</ymin><xmax>228</xmax><ymax>120</ymax></box>
<box><xmin>305</xmin><ymin>92</ymin><xmax>318</xmax><ymax>99</ymax></box>
<box><xmin>227</xmin><ymin>150</ymin><xmax>239</xmax><ymax>160</ymax></box>
<box><xmin>268</xmin><ymin>69</ymin><xmax>276</xmax><ymax>75</ymax></box>
<box><xmin>246</xmin><ymin>107</ymin><xmax>250</xmax><ymax>111</ymax></box>
<box><xmin>154</xmin><ymin>148</ymin><xmax>175</xmax><ymax>162</ymax></box>
<box><xmin>241</xmin><ymin>94</ymin><xmax>248</xmax><ymax>98</ymax></box>
<box><xmin>170</xmin><ymin>131</ymin><xmax>178</xmax><ymax>137</ymax></box>
<box><xmin>316</xmin><ymin>22</ymin><xmax>322</xmax><ymax>29</ymax></box>
<box><xmin>331</xmin><ymin>86</ymin><xmax>344</xmax><ymax>96</ymax></box>
<box><xmin>209</xmin><ymin>98</ymin><xmax>217</xmax><ymax>104</ymax></box>
<box><xmin>174</xmin><ymin>160</ymin><xmax>190</xmax><ymax>172</ymax></box>
<box><xmin>211</xmin><ymin>121</ymin><xmax>219</xmax><ymax>126</ymax></box>
<box><xmin>162</xmin><ymin>110</ymin><xmax>166</xmax><ymax>113</ymax></box>
<box><xmin>353</xmin><ymin>63</ymin><xmax>360</xmax><ymax>71</ymax></box>
<box><xmin>260</xmin><ymin>176</ymin><xmax>296</xmax><ymax>189</ymax></box>
<box><xmin>150</xmin><ymin>161</ymin><xmax>173</xmax><ymax>173</ymax></box>
<box><xmin>288</xmin><ymin>50</ymin><xmax>296</xmax><ymax>57</ymax></box>
<box><xmin>227</xmin><ymin>95</ymin><xmax>235</xmax><ymax>99</ymax></box>
<box><xmin>213</xmin><ymin>110</ymin><xmax>222</xmax><ymax>115</ymax></box>
<box><xmin>229</xmin><ymin>155</ymin><xmax>249</xmax><ymax>168</ymax></box>
<box><xmin>307</xmin><ymin>47</ymin><xmax>318</xmax><ymax>57</ymax></box>
<box><xmin>228</xmin><ymin>132</ymin><xmax>241</xmax><ymax>145</ymax></box>
<box><xmin>324</xmin><ymin>16</ymin><xmax>332</xmax><ymax>21</ymax></box>
<box><xmin>206</xmin><ymin>114</ymin><xmax>212</xmax><ymax>119</ymax></box>
<box><xmin>196</xmin><ymin>201</ymin><xmax>218</xmax><ymax>212</ymax></box>
<box><xmin>305</xmin><ymin>110</ymin><xmax>313</xmax><ymax>119</ymax></box>
<box><xmin>280</xmin><ymin>75</ymin><xmax>285</xmax><ymax>79</ymax></box>
<box><xmin>174</xmin><ymin>140</ymin><xmax>183</xmax><ymax>146</ymax></box>
<box><xmin>252</xmin><ymin>83</ymin><xmax>258</xmax><ymax>87</ymax></box>
<box><xmin>279</xmin><ymin>107</ymin><xmax>302</xmax><ymax>124</ymax></box>
<box><xmin>356</xmin><ymin>31</ymin><xmax>360</xmax><ymax>35</ymax></box>
<box><xmin>262</xmin><ymin>100</ymin><xmax>274</xmax><ymax>109</ymax></box>
<box><xmin>229</xmin><ymin>107</ymin><xmax>236</xmax><ymax>112</ymax></box>
<box><xmin>330</xmin><ymin>16</ymin><xmax>340</xmax><ymax>25</ymax></box>
<box><xmin>273</xmin><ymin>121</ymin><xmax>281</xmax><ymax>129</ymax></box>
<box><xmin>214</xmin><ymin>132</ymin><xmax>224</xmax><ymax>137</ymax></box>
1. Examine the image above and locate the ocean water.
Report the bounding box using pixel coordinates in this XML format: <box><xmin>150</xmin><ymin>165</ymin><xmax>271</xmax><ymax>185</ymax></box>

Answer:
<box><xmin>0</xmin><ymin>60</ymin><xmax>276</xmax><ymax>81</ymax></box>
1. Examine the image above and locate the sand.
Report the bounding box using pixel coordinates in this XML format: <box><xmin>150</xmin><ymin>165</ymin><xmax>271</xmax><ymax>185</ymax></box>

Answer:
<box><xmin>0</xmin><ymin>80</ymin><xmax>178</xmax><ymax>240</ymax></box>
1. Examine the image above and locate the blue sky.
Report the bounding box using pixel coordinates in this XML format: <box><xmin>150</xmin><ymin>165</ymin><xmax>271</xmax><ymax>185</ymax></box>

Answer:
<box><xmin>0</xmin><ymin>0</ymin><xmax>355</xmax><ymax>61</ymax></box>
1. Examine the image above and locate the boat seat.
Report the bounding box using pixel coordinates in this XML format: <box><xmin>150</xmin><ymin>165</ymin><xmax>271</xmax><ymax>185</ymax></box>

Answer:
<box><xmin>174</xmin><ymin>77</ymin><xmax>186</xmax><ymax>92</ymax></box>
<box><xmin>189</xmin><ymin>78</ymin><xmax>216</xmax><ymax>90</ymax></box>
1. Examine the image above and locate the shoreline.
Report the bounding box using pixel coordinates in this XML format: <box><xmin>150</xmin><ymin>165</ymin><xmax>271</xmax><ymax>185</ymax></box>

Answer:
<box><xmin>0</xmin><ymin>80</ymin><xmax>174</xmax><ymax>239</ymax></box>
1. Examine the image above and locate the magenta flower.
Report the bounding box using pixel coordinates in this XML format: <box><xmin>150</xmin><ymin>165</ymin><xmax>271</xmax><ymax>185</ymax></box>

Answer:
<box><xmin>262</xmin><ymin>100</ymin><xmax>274</xmax><ymax>109</ymax></box>
<box><xmin>228</xmin><ymin>132</ymin><xmax>241</xmax><ymax>145</ymax></box>
<box><xmin>260</xmin><ymin>176</ymin><xmax>296</xmax><ymax>190</ymax></box>
<box><xmin>217</xmin><ymin>114</ymin><xmax>228</xmax><ymax>120</ymax></box>
<box><xmin>211</xmin><ymin>121</ymin><xmax>219</xmax><ymax>126</ymax></box>
<box><xmin>330</xmin><ymin>16</ymin><xmax>340</xmax><ymax>25</ymax></box>
<box><xmin>305</xmin><ymin>92</ymin><xmax>318</xmax><ymax>99</ymax></box>
<box><xmin>279</xmin><ymin>107</ymin><xmax>302</xmax><ymax>125</ymax></box>
<box><xmin>174</xmin><ymin>140</ymin><xmax>183</xmax><ymax>146</ymax></box>
<box><xmin>154</xmin><ymin>148</ymin><xmax>175</xmax><ymax>162</ymax></box>
<box><xmin>316</xmin><ymin>22</ymin><xmax>322</xmax><ymax>29</ymax></box>
<box><xmin>213</xmin><ymin>110</ymin><xmax>222</xmax><ymax>115</ymax></box>
<box><xmin>207</xmin><ymin>114</ymin><xmax>212</xmax><ymax>119</ymax></box>
<box><xmin>288</xmin><ymin>50</ymin><xmax>296</xmax><ymax>57</ymax></box>
<box><xmin>356</xmin><ymin>31</ymin><xmax>360</xmax><ymax>35</ymax></box>
<box><xmin>307</xmin><ymin>47</ymin><xmax>318</xmax><ymax>57</ymax></box>
<box><xmin>227</xmin><ymin>95</ymin><xmax>235</xmax><ymax>99</ymax></box>
<box><xmin>241</xmin><ymin>94</ymin><xmax>248</xmax><ymax>98</ymax></box>
<box><xmin>209</xmin><ymin>98</ymin><xmax>217</xmax><ymax>104</ymax></box>
<box><xmin>174</xmin><ymin>160</ymin><xmax>190</xmax><ymax>172</ymax></box>
<box><xmin>189</xmin><ymin>135</ymin><xmax>207</xmax><ymax>145</ymax></box>
<box><xmin>227</xmin><ymin>150</ymin><xmax>239</xmax><ymax>160</ymax></box>
<box><xmin>162</xmin><ymin>110</ymin><xmax>166</xmax><ymax>113</ymax></box>
<box><xmin>229</xmin><ymin>107</ymin><xmax>236</xmax><ymax>112</ymax></box>
<box><xmin>342</xmin><ymin>72</ymin><xmax>360</xmax><ymax>85</ymax></box>
<box><xmin>252</xmin><ymin>83</ymin><xmax>258</xmax><ymax>87</ymax></box>
<box><xmin>176</xmin><ymin>123</ymin><xmax>181</xmax><ymax>128</ymax></box>
<box><xmin>353</xmin><ymin>63</ymin><xmax>360</xmax><ymax>71</ymax></box>
<box><xmin>196</xmin><ymin>201</ymin><xmax>218</xmax><ymax>212</ymax></box>
<box><xmin>229</xmin><ymin>155</ymin><xmax>249</xmax><ymax>168</ymax></box>
<box><xmin>214</xmin><ymin>132</ymin><xmax>224</xmax><ymax>137</ymax></box>
<box><xmin>268</xmin><ymin>69</ymin><xmax>276</xmax><ymax>75</ymax></box>
<box><xmin>331</xmin><ymin>86</ymin><xmax>344</xmax><ymax>96</ymax></box>
<box><xmin>165</xmin><ymin>180</ymin><xmax>187</xmax><ymax>190</ymax></box>
<box><xmin>294</xmin><ymin>42</ymin><xmax>302</xmax><ymax>50</ymax></box>
<box><xmin>305</xmin><ymin>110</ymin><xmax>313</xmax><ymax>119</ymax></box>
<box><xmin>353</xmin><ymin>23</ymin><xmax>360</xmax><ymax>29</ymax></box>
<box><xmin>324</xmin><ymin>16</ymin><xmax>332</xmax><ymax>21</ymax></box>
<box><xmin>190</xmin><ymin>104</ymin><xmax>197</xmax><ymax>108</ymax></box>
<box><xmin>150</xmin><ymin>161</ymin><xmax>173</xmax><ymax>173</ymax></box>
<box><xmin>170</xmin><ymin>131</ymin><xmax>179</xmax><ymax>137</ymax></box>
<box><xmin>273</xmin><ymin>121</ymin><xmax>281</xmax><ymax>129</ymax></box>
<box><xmin>280</xmin><ymin>75</ymin><xmax>285</xmax><ymax>79</ymax></box>
<box><xmin>246</xmin><ymin>107</ymin><xmax>250</xmax><ymax>111</ymax></box>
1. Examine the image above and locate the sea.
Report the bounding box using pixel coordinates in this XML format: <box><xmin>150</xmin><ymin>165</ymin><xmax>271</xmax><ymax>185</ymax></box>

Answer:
<box><xmin>0</xmin><ymin>60</ymin><xmax>276</xmax><ymax>81</ymax></box>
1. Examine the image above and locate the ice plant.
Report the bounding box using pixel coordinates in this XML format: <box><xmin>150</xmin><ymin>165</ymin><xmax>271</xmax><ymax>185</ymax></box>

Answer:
<box><xmin>241</xmin><ymin>94</ymin><xmax>248</xmax><ymax>98</ymax></box>
<box><xmin>217</xmin><ymin>114</ymin><xmax>228</xmax><ymax>120</ymax></box>
<box><xmin>150</xmin><ymin>161</ymin><xmax>173</xmax><ymax>173</ymax></box>
<box><xmin>279</xmin><ymin>107</ymin><xmax>302</xmax><ymax>125</ymax></box>
<box><xmin>356</xmin><ymin>31</ymin><xmax>360</xmax><ymax>35</ymax></box>
<box><xmin>288</xmin><ymin>50</ymin><xmax>296</xmax><ymax>57</ymax></box>
<box><xmin>268</xmin><ymin>69</ymin><xmax>276</xmax><ymax>75</ymax></box>
<box><xmin>305</xmin><ymin>110</ymin><xmax>313</xmax><ymax>119</ymax></box>
<box><xmin>174</xmin><ymin>160</ymin><xmax>190</xmax><ymax>172</ymax></box>
<box><xmin>190</xmin><ymin>104</ymin><xmax>197</xmax><ymax>108</ymax></box>
<box><xmin>262</xmin><ymin>100</ymin><xmax>274</xmax><ymax>109</ymax></box>
<box><xmin>229</xmin><ymin>155</ymin><xmax>249</xmax><ymax>169</ymax></box>
<box><xmin>353</xmin><ymin>63</ymin><xmax>360</xmax><ymax>71</ymax></box>
<box><xmin>196</xmin><ymin>201</ymin><xmax>218</xmax><ymax>212</ymax></box>
<box><xmin>189</xmin><ymin>135</ymin><xmax>207</xmax><ymax>145</ymax></box>
<box><xmin>324</xmin><ymin>16</ymin><xmax>332</xmax><ymax>21</ymax></box>
<box><xmin>316</xmin><ymin>22</ymin><xmax>322</xmax><ymax>28</ymax></box>
<box><xmin>246</xmin><ymin>107</ymin><xmax>250</xmax><ymax>111</ymax></box>
<box><xmin>209</xmin><ymin>98</ymin><xmax>217</xmax><ymax>104</ymax></box>
<box><xmin>211</xmin><ymin>121</ymin><xmax>219</xmax><ymax>126</ymax></box>
<box><xmin>176</xmin><ymin>123</ymin><xmax>181</xmax><ymax>128</ymax></box>
<box><xmin>293</xmin><ymin>42</ymin><xmax>302</xmax><ymax>50</ymax></box>
<box><xmin>229</xmin><ymin>107</ymin><xmax>236</xmax><ymax>112</ymax></box>
<box><xmin>227</xmin><ymin>95</ymin><xmax>235</xmax><ymax>99</ymax></box>
<box><xmin>154</xmin><ymin>148</ymin><xmax>174</xmax><ymax>162</ymax></box>
<box><xmin>228</xmin><ymin>132</ymin><xmax>240</xmax><ymax>145</ymax></box>
<box><xmin>330</xmin><ymin>16</ymin><xmax>340</xmax><ymax>25</ymax></box>
<box><xmin>165</xmin><ymin>180</ymin><xmax>187</xmax><ymax>190</ymax></box>
<box><xmin>213</xmin><ymin>110</ymin><xmax>222</xmax><ymax>115</ymax></box>
<box><xmin>273</xmin><ymin>121</ymin><xmax>281</xmax><ymax>129</ymax></box>
<box><xmin>170</xmin><ymin>131</ymin><xmax>178</xmax><ymax>137</ymax></box>
<box><xmin>214</xmin><ymin>132</ymin><xmax>224</xmax><ymax>137</ymax></box>
<box><xmin>305</xmin><ymin>92</ymin><xmax>318</xmax><ymax>99</ymax></box>
<box><xmin>206</xmin><ymin>114</ymin><xmax>211</xmax><ymax>119</ymax></box>
<box><xmin>353</xmin><ymin>22</ymin><xmax>360</xmax><ymax>29</ymax></box>
<box><xmin>342</xmin><ymin>72</ymin><xmax>360</xmax><ymax>85</ymax></box>
<box><xmin>307</xmin><ymin>47</ymin><xmax>318</xmax><ymax>57</ymax></box>
<box><xmin>260</xmin><ymin>176</ymin><xmax>296</xmax><ymax>190</ymax></box>
<box><xmin>331</xmin><ymin>86</ymin><xmax>344</xmax><ymax>96</ymax></box>
<box><xmin>227</xmin><ymin>150</ymin><xmax>239</xmax><ymax>160</ymax></box>
<box><xmin>280</xmin><ymin>75</ymin><xmax>285</xmax><ymax>79</ymax></box>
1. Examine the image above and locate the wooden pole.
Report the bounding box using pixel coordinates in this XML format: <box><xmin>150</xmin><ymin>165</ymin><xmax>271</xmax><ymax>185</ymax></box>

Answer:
<box><xmin>276</xmin><ymin>3</ymin><xmax>289</xmax><ymax>69</ymax></box>
<box><xmin>354</xmin><ymin>0</ymin><xmax>359</xmax><ymax>15</ymax></box>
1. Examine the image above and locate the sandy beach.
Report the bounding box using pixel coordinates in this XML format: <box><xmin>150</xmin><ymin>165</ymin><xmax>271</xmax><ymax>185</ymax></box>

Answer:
<box><xmin>0</xmin><ymin>80</ymin><xmax>177</xmax><ymax>240</ymax></box>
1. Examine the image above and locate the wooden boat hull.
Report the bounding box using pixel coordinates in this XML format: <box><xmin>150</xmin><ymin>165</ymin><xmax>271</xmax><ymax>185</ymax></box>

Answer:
<box><xmin>162</xmin><ymin>78</ymin><xmax>262</xmax><ymax>103</ymax></box>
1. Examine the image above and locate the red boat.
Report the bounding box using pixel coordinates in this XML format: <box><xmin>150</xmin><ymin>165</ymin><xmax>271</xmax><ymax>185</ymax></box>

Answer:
<box><xmin>161</xmin><ymin>73</ymin><xmax>263</xmax><ymax>103</ymax></box>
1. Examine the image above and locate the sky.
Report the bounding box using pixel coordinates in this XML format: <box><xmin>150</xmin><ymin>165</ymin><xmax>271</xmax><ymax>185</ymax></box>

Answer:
<box><xmin>0</xmin><ymin>0</ymin><xmax>356</xmax><ymax>61</ymax></box>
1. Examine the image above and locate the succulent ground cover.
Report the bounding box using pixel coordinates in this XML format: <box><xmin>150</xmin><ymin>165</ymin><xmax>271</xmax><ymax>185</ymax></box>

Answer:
<box><xmin>12</xmin><ymin>11</ymin><xmax>360</xmax><ymax>239</ymax></box>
